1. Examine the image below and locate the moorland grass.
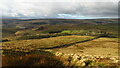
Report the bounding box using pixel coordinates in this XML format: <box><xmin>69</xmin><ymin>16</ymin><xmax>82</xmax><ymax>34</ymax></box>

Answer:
<box><xmin>2</xmin><ymin>35</ymin><xmax>94</xmax><ymax>51</ymax></box>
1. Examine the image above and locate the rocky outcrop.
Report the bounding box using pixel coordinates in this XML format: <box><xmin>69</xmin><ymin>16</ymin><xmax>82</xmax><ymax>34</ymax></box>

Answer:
<box><xmin>54</xmin><ymin>52</ymin><xmax>119</xmax><ymax>66</ymax></box>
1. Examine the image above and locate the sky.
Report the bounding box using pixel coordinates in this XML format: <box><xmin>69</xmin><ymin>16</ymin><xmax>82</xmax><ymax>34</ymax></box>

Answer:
<box><xmin>0</xmin><ymin>0</ymin><xmax>119</xmax><ymax>19</ymax></box>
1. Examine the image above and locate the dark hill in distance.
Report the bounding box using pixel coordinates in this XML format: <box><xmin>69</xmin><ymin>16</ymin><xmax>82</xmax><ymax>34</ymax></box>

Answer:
<box><xmin>2</xmin><ymin>18</ymin><xmax>118</xmax><ymax>26</ymax></box>
<box><xmin>2</xmin><ymin>18</ymin><xmax>119</xmax><ymax>38</ymax></box>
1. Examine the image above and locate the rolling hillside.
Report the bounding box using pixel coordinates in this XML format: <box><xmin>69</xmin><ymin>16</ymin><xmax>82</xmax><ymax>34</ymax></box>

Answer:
<box><xmin>1</xmin><ymin>18</ymin><xmax>119</xmax><ymax>67</ymax></box>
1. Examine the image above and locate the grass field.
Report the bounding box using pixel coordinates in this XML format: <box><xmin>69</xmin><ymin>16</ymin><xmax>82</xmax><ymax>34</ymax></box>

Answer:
<box><xmin>48</xmin><ymin>37</ymin><xmax>118</xmax><ymax>57</ymax></box>
<box><xmin>2</xmin><ymin>35</ymin><xmax>94</xmax><ymax>52</ymax></box>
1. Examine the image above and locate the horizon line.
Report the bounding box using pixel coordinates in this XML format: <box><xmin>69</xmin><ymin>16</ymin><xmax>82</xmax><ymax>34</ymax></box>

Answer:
<box><xmin>1</xmin><ymin>17</ymin><xmax>119</xmax><ymax>20</ymax></box>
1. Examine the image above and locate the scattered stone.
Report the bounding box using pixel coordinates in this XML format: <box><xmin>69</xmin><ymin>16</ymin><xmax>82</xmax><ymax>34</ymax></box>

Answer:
<box><xmin>54</xmin><ymin>52</ymin><xmax>119</xmax><ymax>66</ymax></box>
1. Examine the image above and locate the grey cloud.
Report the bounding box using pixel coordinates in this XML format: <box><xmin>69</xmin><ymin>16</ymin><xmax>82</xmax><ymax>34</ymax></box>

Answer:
<box><xmin>1</xmin><ymin>1</ymin><xmax>118</xmax><ymax>19</ymax></box>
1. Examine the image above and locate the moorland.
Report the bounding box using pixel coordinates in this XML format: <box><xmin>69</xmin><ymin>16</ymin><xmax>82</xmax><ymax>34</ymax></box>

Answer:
<box><xmin>1</xmin><ymin>18</ymin><xmax>119</xmax><ymax>67</ymax></box>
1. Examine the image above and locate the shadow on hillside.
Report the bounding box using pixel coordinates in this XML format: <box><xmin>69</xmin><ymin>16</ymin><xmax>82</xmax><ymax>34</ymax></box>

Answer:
<box><xmin>2</xmin><ymin>49</ymin><xmax>64</xmax><ymax>67</ymax></box>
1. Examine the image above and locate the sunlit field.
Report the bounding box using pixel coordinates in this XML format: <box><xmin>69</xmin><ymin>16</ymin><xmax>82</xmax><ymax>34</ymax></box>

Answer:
<box><xmin>1</xmin><ymin>19</ymin><xmax>119</xmax><ymax>67</ymax></box>
<box><xmin>2</xmin><ymin>35</ymin><xmax>94</xmax><ymax>51</ymax></box>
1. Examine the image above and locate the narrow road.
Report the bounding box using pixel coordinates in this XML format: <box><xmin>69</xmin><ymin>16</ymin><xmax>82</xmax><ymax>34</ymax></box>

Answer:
<box><xmin>37</xmin><ymin>36</ymin><xmax>101</xmax><ymax>50</ymax></box>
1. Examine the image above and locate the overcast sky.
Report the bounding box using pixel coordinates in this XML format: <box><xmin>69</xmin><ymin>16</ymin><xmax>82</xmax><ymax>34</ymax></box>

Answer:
<box><xmin>0</xmin><ymin>0</ymin><xmax>119</xmax><ymax>19</ymax></box>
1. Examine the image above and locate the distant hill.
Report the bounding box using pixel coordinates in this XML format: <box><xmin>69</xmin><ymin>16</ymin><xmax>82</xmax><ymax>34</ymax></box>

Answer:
<box><xmin>2</xmin><ymin>18</ymin><xmax>119</xmax><ymax>38</ymax></box>
<box><xmin>2</xmin><ymin>18</ymin><xmax>118</xmax><ymax>26</ymax></box>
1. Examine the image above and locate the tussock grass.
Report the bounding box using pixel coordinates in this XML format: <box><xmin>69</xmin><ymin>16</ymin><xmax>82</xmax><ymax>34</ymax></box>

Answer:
<box><xmin>2</xmin><ymin>35</ymin><xmax>94</xmax><ymax>51</ymax></box>
<box><xmin>50</xmin><ymin>37</ymin><xmax>118</xmax><ymax>56</ymax></box>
